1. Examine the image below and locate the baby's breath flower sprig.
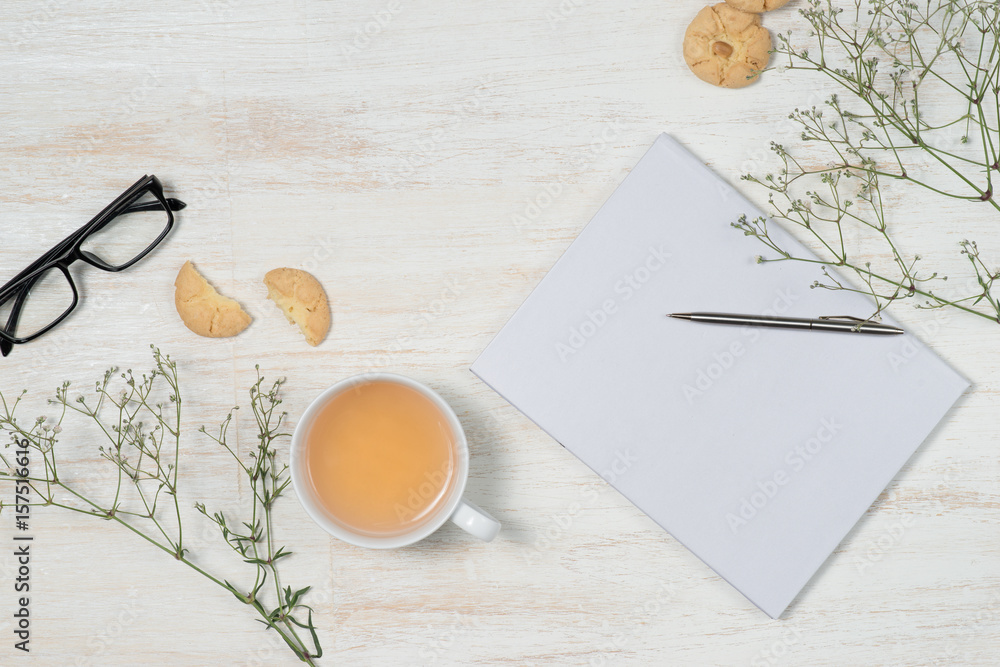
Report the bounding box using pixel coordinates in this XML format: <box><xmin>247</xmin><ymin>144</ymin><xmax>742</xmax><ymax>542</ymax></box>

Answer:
<box><xmin>197</xmin><ymin>370</ymin><xmax>321</xmax><ymax>664</ymax></box>
<box><xmin>0</xmin><ymin>346</ymin><xmax>322</xmax><ymax>664</ymax></box>
<box><xmin>737</xmin><ymin>0</ymin><xmax>1000</xmax><ymax>323</ymax></box>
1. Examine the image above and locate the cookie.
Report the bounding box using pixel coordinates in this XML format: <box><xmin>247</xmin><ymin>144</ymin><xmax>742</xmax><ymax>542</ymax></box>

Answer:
<box><xmin>174</xmin><ymin>261</ymin><xmax>252</xmax><ymax>338</ymax></box>
<box><xmin>263</xmin><ymin>268</ymin><xmax>330</xmax><ymax>347</ymax></box>
<box><xmin>683</xmin><ymin>4</ymin><xmax>772</xmax><ymax>89</ymax></box>
<box><xmin>724</xmin><ymin>0</ymin><xmax>791</xmax><ymax>12</ymax></box>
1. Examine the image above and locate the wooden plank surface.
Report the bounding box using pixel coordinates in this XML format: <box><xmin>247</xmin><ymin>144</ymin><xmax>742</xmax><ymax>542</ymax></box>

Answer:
<box><xmin>1</xmin><ymin>1</ymin><xmax>997</xmax><ymax>664</ymax></box>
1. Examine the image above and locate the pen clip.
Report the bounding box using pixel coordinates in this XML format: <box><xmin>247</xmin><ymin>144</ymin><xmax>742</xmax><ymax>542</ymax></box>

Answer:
<box><xmin>818</xmin><ymin>315</ymin><xmax>870</xmax><ymax>323</ymax></box>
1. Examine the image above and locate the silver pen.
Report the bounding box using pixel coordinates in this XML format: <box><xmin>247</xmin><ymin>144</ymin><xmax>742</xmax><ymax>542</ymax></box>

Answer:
<box><xmin>668</xmin><ymin>312</ymin><xmax>904</xmax><ymax>336</ymax></box>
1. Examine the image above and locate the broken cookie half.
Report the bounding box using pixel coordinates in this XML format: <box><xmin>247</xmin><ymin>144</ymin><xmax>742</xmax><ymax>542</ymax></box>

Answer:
<box><xmin>174</xmin><ymin>261</ymin><xmax>252</xmax><ymax>338</ymax></box>
<box><xmin>264</xmin><ymin>268</ymin><xmax>330</xmax><ymax>347</ymax></box>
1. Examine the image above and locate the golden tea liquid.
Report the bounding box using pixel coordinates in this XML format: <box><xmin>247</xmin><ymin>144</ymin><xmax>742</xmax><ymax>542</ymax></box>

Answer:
<box><xmin>304</xmin><ymin>380</ymin><xmax>456</xmax><ymax>536</ymax></box>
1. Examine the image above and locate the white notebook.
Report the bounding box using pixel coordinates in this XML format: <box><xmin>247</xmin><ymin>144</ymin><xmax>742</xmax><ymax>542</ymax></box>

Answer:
<box><xmin>472</xmin><ymin>134</ymin><xmax>969</xmax><ymax>618</ymax></box>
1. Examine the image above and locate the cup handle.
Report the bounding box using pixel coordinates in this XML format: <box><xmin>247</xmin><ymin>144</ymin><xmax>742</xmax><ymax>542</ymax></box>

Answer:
<box><xmin>450</xmin><ymin>498</ymin><xmax>501</xmax><ymax>542</ymax></box>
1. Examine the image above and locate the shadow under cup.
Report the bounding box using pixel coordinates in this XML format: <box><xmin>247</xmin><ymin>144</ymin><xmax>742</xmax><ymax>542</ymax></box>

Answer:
<box><xmin>290</xmin><ymin>374</ymin><xmax>471</xmax><ymax>548</ymax></box>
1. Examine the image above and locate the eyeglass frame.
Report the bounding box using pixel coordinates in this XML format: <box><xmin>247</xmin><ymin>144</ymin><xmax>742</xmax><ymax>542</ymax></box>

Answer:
<box><xmin>0</xmin><ymin>175</ymin><xmax>185</xmax><ymax>356</ymax></box>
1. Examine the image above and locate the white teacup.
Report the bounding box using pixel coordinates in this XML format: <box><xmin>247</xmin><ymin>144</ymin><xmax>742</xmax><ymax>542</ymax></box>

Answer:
<box><xmin>290</xmin><ymin>373</ymin><xmax>500</xmax><ymax>548</ymax></box>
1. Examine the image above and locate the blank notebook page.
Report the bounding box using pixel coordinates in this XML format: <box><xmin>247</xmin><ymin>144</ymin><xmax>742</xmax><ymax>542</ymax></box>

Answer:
<box><xmin>472</xmin><ymin>134</ymin><xmax>969</xmax><ymax>618</ymax></box>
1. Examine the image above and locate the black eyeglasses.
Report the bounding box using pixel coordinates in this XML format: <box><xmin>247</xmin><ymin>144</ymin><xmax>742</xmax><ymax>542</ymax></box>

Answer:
<box><xmin>0</xmin><ymin>175</ymin><xmax>185</xmax><ymax>357</ymax></box>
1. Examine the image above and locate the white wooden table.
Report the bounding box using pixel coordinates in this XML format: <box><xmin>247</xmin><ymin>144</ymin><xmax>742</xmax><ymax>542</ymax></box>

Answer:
<box><xmin>1</xmin><ymin>1</ymin><xmax>997</xmax><ymax>665</ymax></box>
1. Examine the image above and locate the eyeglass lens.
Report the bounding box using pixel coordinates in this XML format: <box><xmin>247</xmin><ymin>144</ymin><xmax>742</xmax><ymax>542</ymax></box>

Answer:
<box><xmin>80</xmin><ymin>190</ymin><xmax>172</xmax><ymax>269</ymax></box>
<box><xmin>0</xmin><ymin>267</ymin><xmax>75</xmax><ymax>339</ymax></box>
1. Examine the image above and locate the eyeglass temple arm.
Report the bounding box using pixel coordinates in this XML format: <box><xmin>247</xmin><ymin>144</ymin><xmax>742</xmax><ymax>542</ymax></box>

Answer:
<box><xmin>84</xmin><ymin>198</ymin><xmax>185</xmax><ymax>237</ymax></box>
<box><xmin>123</xmin><ymin>198</ymin><xmax>186</xmax><ymax>214</ymax></box>
<box><xmin>75</xmin><ymin>196</ymin><xmax>185</xmax><ymax>241</ymax></box>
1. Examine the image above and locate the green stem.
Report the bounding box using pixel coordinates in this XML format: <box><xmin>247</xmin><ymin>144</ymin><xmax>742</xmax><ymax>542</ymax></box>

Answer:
<box><xmin>767</xmin><ymin>254</ymin><xmax>999</xmax><ymax>322</ymax></box>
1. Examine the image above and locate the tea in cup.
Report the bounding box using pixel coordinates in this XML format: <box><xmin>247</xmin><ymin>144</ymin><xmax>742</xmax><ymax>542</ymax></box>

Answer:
<box><xmin>290</xmin><ymin>373</ymin><xmax>500</xmax><ymax>548</ymax></box>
